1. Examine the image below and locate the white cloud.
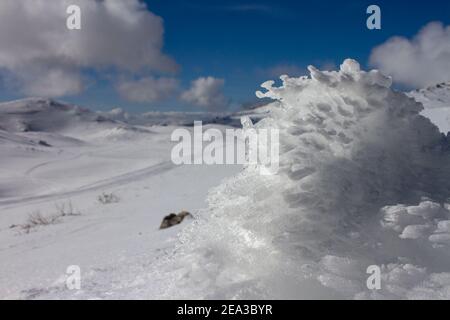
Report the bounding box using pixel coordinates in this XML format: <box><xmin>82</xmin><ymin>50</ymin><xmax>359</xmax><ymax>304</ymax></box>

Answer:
<box><xmin>181</xmin><ymin>77</ymin><xmax>229</xmax><ymax>110</ymax></box>
<box><xmin>116</xmin><ymin>77</ymin><xmax>179</xmax><ymax>103</ymax></box>
<box><xmin>20</xmin><ymin>67</ymin><xmax>84</xmax><ymax>97</ymax></box>
<box><xmin>0</xmin><ymin>0</ymin><xmax>178</xmax><ymax>97</ymax></box>
<box><xmin>370</xmin><ymin>22</ymin><xmax>450</xmax><ymax>88</ymax></box>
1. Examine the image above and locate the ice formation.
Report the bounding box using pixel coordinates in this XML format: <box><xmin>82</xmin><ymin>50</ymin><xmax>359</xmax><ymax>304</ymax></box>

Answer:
<box><xmin>150</xmin><ymin>59</ymin><xmax>450</xmax><ymax>299</ymax></box>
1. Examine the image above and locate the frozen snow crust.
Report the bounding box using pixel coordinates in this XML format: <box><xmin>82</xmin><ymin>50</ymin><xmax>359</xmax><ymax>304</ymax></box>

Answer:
<box><xmin>149</xmin><ymin>59</ymin><xmax>450</xmax><ymax>299</ymax></box>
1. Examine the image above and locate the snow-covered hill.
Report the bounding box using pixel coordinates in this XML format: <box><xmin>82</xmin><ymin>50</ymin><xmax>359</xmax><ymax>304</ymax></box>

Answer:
<box><xmin>409</xmin><ymin>82</ymin><xmax>450</xmax><ymax>133</ymax></box>
<box><xmin>0</xmin><ymin>98</ymin><xmax>109</xmax><ymax>133</ymax></box>
<box><xmin>0</xmin><ymin>98</ymin><xmax>157</xmax><ymax>144</ymax></box>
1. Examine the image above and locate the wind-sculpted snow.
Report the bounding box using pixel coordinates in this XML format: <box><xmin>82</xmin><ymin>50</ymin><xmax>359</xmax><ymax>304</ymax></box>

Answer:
<box><xmin>146</xmin><ymin>59</ymin><xmax>450</xmax><ymax>300</ymax></box>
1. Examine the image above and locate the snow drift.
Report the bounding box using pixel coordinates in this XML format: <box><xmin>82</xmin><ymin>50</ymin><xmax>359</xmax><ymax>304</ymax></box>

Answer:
<box><xmin>147</xmin><ymin>59</ymin><xmax>450</xmax><ymax>299</ymax></box>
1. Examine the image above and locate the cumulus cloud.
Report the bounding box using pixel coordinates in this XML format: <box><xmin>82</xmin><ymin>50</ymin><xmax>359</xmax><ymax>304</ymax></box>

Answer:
<box><xmin>23</xmin><ymin>71</ymin><xmax>83</xmax><ymax>97</ymax></box>
<box><xmin>181</xmin><ymin>77</ymin><xmax>229</xmax><ymax>110</ymax></box>
<box><xmin>0</xmin><ymin>0</ymin><xmax>177</xmax><ymax>97</ymax></box>
<box><xmin>116</xmin><ymin>77</ymin><xmax>179</xmax><ymax>103</ymax></box>
<box><xmin>370</xmin><ymin>22</ymin><xmax>450</xmax><ymax>88</ymax></box>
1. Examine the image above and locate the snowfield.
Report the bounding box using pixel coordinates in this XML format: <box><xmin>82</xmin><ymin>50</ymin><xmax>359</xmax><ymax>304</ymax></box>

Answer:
<box><xmin>0</xmin><ymin>98</ymin><xmax>241</xmax><ymax>299</ymax></box>
<box><xmin>1</xmin><ymin>60</ymin><xmax>450</xmax><ymax>300</ymax></box>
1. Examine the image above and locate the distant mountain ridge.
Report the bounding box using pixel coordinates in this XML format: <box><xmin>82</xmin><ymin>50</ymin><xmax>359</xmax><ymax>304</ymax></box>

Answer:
<box><xmin>408</xmin><ymin>82</ymin><xmax>450</xmax><ymax>133</ymax></box>
<box><xmin>0</xmin><ymin>98</ymin><xmax>111</xmax><ymax>133</ymax></box>
<box><xmin>409</xmin><ymin>82</ymin><xmax>450</xmax><ymax>109</ymax></box>
<box><xmin>0</xmin><ymin>97</ymin><xmax>274</xmax><ymax>132</ymax></box>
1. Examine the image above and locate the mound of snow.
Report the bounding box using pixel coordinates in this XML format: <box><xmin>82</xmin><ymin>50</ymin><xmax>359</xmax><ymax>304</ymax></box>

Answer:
<box><xmin>146</xmin><ymin>59</ymin><xmax>450</xmax><ymax>300</ymax></box>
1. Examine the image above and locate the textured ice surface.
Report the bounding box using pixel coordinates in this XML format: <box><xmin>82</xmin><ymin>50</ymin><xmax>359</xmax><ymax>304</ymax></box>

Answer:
<box><xmin>147</xmin><ymin>59</ymin><xmax>450</xmax><ymax>299</ymax></box>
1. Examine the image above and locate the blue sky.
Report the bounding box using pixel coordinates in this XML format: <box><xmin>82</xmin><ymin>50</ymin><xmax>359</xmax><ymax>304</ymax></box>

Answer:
<box><xmin>1</xmin><ymin>0</ymin><xmax>449</xmax><ymax>112</ymax></box>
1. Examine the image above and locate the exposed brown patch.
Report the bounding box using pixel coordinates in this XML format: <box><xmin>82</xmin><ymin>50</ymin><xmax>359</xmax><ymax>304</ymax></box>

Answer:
<box><xmin>159</xmin><ymin>211</ymin><xmax>192</xmax><ymax>229</ymax></box>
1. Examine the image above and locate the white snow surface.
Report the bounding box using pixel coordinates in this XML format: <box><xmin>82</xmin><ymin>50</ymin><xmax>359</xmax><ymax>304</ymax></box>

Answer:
<box><xmin>0</xmin><ymin>98</ymin><xmax>242</xmax><ymax>299</ymax></box>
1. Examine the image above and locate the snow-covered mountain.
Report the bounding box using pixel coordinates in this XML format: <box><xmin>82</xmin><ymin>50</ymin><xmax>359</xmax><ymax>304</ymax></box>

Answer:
<box><xmin>408</xmin><ymin>82</ymin><xmax>450</xmax><ymax>133</ymax></box>
<box><xmin>0</xmin><ymin>98</ymin><xmax>112</xmax><ymax>133</ymax></box>
<box><xmin>0</xmin><ymin>98</ymin><xmax>155</xmax><ymax>144</ymax></box>
<box><xmin>409</xmin><ymin>82</ymin><xmax>450</xmax><ymax>109</ymax></box>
